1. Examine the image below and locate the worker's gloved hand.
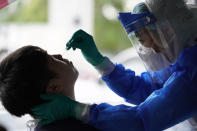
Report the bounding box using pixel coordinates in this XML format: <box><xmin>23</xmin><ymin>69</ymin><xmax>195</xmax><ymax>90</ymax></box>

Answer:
<box><xmin>31</xmin><ymin>94</ymin><xmax>88</xmax><ymax>126</ymax></box>
<box><xmin>66</xmin><ymin>29</ymin><xmax>105</xmax><ymax>66</ymax></box>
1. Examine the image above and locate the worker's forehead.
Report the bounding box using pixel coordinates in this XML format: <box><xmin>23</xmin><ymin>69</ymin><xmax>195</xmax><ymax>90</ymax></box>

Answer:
<box><xmin>135</xmin><ymin>28</ymin><xmax>147</xmax><ymax>34</ymax></box>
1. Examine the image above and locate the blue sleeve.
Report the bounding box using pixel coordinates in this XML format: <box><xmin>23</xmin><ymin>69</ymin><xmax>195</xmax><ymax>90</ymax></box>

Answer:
<box><xmin>88</xmin><ymin>103</ymin><xmax>144</xmax><ymax>131</ymax></box>
<box><xmin>88</xmin><ymin>66</ymin><xmax>197</xmax><ymax>131</ymax></box>
<box><xmin>138</xmin><ymin>69</ymin><xmax>197</xmax><ymax>131</ymax></box>
<box><xmin>137</xmin><ymin>45</ymin><xmax>197</xmax><ymax>131</ymax></box>
<box><xmin>88</xmin><ymin>45</ymin><xmax>197</xmax><ymax>131</ymax></box>
<box><xmin>102</xmin><ymin>64</ymin><xmax>161</xmax><ymax>105</ymax></box>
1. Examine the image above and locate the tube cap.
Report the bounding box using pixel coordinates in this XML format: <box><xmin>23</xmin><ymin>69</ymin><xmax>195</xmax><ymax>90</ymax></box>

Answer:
<box><xmin>0</xmin><ymin>0</ymin><xmax>16</xmax><ymax>10</ymax></box>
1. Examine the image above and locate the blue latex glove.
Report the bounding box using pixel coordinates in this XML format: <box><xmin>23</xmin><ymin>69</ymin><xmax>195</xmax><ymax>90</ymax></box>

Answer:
<box><xmin>32</xmin><ymin>94</ymin><xmax>87</xmax><ymax>126</ymax></box>
<box><xmin>66</xmin><ymin>29</ymin><xmax>105</xmax><ymax>66</ymax></box>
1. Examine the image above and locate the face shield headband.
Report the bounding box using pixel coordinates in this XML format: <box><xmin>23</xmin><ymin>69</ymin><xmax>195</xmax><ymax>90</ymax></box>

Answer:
<box><xmin>118</xmin><ymin>12</ymin><xmax>157</xmax><ymax>34</ymax></box>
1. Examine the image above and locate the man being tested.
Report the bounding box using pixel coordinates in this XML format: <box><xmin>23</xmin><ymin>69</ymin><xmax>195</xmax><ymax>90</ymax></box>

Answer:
<box><xmin>0</xmin><ymin>45</ymin><xmax>99</xmax><ymax>131</ymax></box>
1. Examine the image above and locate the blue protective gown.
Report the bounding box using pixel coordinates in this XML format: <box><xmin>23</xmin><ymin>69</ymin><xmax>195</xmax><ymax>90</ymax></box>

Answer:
<box><xmin>88</xmin><ymin>45</ymin><xmax>197</xmax><ymax>131</ymax></box>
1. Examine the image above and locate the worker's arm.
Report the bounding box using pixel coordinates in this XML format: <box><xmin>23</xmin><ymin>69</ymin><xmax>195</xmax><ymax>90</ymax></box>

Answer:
<box><xmin>66</xmin><ymin>29</ymin><xmax>161</xmax><ymax>105</ymax></box>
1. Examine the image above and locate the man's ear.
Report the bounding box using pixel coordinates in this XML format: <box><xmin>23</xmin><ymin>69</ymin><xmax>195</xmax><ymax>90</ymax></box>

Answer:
<box><xmin>45</xmin><ymin>79</ymin><xmax>61</xmax><ymax>94</ymax></box>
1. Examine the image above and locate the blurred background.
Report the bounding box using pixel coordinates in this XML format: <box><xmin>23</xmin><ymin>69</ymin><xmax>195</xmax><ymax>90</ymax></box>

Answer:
<box><xmin>0</xmin><ymin>0</ymin><xmax>196</xmax><ymax>130</ymax></box>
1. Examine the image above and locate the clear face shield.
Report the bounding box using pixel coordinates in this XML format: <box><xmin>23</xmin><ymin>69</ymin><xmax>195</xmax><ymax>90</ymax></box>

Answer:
<box><xmin>118</xmin><ymin>12</ymin><xmax>179</xmax><ymax>83</ymax></box>
<box><xmin>119</xmin><ymin>12</ymin><xmax>177</xmax><ymax>72</ymax></box>
<box><xmin>130</xmin><ymin>24</ymin><xmax>176</xmax><ymax>72</ymax></box>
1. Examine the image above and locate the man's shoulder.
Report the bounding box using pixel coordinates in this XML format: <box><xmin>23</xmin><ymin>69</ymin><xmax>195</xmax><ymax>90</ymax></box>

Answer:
<box><xmin>35</xmin><ymin>118</ymin><xmax>99</xmax><ymax>131</ymax></box>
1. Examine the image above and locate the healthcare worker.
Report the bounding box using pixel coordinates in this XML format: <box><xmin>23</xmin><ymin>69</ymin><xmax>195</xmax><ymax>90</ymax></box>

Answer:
<box><xmin>32</xmin><ymin>0</ymin><xmax>197</xmax><ymax>130</ymax></box>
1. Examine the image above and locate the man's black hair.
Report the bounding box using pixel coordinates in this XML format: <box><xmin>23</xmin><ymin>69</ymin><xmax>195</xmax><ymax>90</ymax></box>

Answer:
<box><xmin>0</xmin><ymin>45</ymin><xmax>55</xmax><ymax>117</ymax></box>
